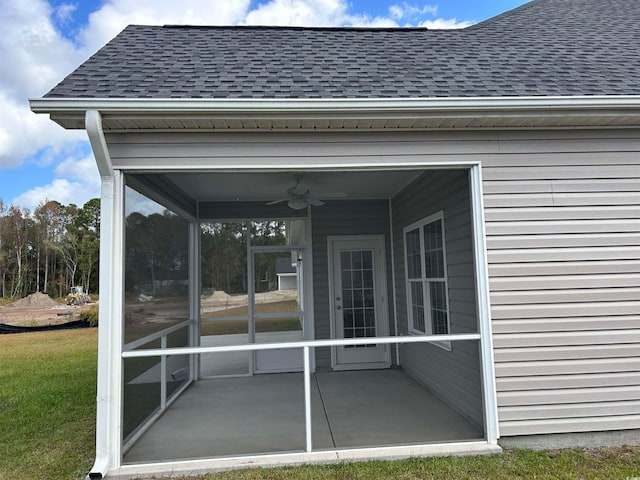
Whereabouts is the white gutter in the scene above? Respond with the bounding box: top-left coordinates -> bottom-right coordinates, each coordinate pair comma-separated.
85,110 -> 114,480
86,111 -> 113,176
30,95 -> 640,115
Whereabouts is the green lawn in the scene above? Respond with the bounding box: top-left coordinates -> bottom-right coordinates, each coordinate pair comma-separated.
1,329 -> 639,480
169,448 -> 640,479
0,329 -> 97,480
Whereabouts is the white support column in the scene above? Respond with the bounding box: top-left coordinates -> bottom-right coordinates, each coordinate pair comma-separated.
189,221 -> 201,381
90,175 -> 115,477
303,346 -> 312,452
86,110 -> 126,478
247,226 -> 255,375
90,169 -> 125,477
160,336 -> 168,409
388,198 -> 401,367
304,209 -> 316,371
109,170 -> 126,467
469,165 -> 499,444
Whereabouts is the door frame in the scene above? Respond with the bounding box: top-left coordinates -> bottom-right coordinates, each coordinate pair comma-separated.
327,234 -> 392,370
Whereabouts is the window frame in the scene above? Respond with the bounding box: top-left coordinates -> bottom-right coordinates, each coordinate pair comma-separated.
403,210 -> 451,350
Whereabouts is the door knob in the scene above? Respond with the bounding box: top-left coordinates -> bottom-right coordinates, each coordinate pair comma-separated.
336,305 -> 342,310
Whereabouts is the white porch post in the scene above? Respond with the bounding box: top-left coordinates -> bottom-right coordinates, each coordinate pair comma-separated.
87,111 -> 125,477
189,221 -> 201,381
469,164 -> 500,444
88,171 -> 125,476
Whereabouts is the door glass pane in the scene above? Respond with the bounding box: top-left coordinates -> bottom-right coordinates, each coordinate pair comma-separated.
200,222 -> 250,377
340,249 -> 376,347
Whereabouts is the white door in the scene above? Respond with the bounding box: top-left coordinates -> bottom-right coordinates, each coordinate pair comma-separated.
329,236 -> 391,370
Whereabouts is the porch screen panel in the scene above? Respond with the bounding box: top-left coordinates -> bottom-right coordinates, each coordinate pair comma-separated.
123,186 -> 190,342
200,222 -> 250,377
123,185 -> 190,443
166,327 -> 190,397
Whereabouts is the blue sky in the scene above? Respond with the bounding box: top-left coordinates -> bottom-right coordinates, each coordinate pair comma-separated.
0,0 -> 529,211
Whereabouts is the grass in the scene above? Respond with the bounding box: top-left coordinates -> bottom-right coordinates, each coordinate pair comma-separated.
159,448 -> 640,479
0,329 -> 97,480
201,299 -> 301,335
200,317 -> 300,335
1,329 -> 639,480
0,298 -> 14,307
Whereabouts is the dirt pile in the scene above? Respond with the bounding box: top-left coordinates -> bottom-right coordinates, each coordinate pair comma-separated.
9,292 -> 58,308
201,289 -> 297,307
202,290 -> 233,305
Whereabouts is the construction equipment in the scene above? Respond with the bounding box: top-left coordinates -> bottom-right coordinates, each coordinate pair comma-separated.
66,286 -> 91,306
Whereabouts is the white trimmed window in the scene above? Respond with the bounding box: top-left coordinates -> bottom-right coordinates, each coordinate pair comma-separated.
404,211 -> 451,339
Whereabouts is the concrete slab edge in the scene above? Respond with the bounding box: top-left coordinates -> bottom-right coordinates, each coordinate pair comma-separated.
108,441 -> 502,479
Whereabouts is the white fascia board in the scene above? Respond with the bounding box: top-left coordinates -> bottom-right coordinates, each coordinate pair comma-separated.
29,95 -> 640,116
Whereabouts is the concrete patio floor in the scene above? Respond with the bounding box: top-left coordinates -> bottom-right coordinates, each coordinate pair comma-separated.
124,368 -> 483,464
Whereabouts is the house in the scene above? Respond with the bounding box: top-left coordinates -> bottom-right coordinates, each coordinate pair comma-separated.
30,0 -> 640,478
275,257 -> 298,291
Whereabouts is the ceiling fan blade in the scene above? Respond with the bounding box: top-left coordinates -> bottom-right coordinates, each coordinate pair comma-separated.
266,198 -> 287,205
307,196 -> 325,207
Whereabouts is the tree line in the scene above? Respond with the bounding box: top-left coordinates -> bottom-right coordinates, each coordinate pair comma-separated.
0,198 -> 100,299
201,221 -> 288,295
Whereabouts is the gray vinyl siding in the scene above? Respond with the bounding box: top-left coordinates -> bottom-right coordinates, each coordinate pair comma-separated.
483,134 -> 640,437
391,170 -> 483,428
310,200 -> 393,368
106,128 -> 640,437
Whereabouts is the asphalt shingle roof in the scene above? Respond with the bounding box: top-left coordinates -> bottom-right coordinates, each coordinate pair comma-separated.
44,0 -> 640,99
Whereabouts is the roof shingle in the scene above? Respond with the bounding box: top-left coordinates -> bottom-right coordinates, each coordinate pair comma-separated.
44,0 -> 640,99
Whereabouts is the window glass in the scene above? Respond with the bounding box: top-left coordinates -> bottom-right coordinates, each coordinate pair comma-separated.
405,228 -> 421,279
404,213 -> 450,337
410,281 -> 425,333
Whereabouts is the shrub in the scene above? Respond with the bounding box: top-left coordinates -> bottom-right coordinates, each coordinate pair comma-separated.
81,305 -> 99,327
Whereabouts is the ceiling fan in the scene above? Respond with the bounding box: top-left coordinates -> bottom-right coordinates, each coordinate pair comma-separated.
266,174 -> 344,210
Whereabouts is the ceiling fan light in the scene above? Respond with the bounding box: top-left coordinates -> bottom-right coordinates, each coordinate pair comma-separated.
288,199 -> 308,210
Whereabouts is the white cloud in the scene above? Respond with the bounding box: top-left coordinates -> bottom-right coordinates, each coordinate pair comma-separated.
345,15 -> 399,27
244,0 -> 347,26
0,0 -> 88,172
389,2 -> 437,20
420,17 -> 472,29
0,92 -> 86,169
77,0 -> 251,53
0,0 -> 82,101
55,3 -> 76,23
54,152 -> 100,184
13,154 -> 100,210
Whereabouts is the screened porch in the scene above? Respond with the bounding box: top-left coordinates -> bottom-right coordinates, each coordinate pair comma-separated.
114,166 -> 497,473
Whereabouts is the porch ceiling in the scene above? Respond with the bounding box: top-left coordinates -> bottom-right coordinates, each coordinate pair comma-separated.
157,169 -> 426,203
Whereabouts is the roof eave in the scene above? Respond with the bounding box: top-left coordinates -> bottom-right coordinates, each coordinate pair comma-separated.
29,95 -> 640,130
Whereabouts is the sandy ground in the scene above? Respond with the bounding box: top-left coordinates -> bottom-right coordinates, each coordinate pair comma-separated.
0,303 -> 93,327
0,289 -> 296,328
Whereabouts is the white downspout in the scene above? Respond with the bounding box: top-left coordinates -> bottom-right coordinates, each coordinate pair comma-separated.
86,110 -> 115,479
